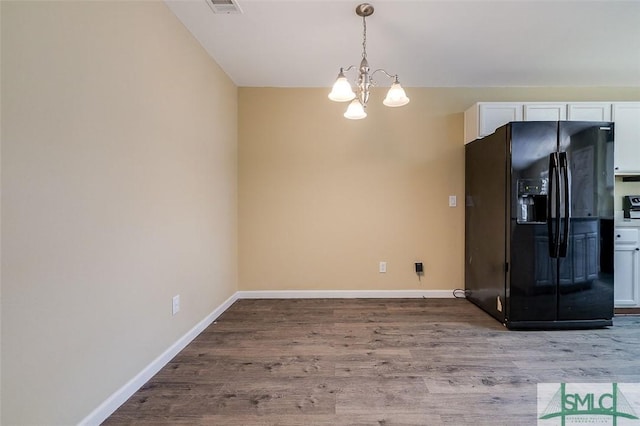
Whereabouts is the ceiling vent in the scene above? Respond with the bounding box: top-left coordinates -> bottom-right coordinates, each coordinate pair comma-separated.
207,0 -> 243,15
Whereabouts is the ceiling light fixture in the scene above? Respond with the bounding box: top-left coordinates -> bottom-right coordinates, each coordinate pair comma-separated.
328,3 -> 410,120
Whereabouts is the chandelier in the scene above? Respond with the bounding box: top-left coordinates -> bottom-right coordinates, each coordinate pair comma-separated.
328,3 -> 410,120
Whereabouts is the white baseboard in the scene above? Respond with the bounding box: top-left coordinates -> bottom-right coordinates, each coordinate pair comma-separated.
236,289 -> 456,299
79,292 -> 239,426
80,288 -> 456,424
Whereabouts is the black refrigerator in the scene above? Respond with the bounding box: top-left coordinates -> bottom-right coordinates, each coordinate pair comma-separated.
465,121 -> 615,330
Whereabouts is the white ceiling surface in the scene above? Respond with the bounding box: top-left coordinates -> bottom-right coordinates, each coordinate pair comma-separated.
165,0 -> 640,88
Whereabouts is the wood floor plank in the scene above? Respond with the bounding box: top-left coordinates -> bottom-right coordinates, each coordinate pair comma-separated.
334,377 -> 432,415
104,299 -> 640,425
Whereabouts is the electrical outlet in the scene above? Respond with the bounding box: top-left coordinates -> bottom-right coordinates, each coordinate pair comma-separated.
172,294 -> 180,315
415,262 -> 424,274
379,261 -> 387,273
449,195 -> 457,207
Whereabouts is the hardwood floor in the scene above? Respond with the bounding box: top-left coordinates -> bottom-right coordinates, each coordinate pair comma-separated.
616,307 -> 640,315
104,299 -> 640,425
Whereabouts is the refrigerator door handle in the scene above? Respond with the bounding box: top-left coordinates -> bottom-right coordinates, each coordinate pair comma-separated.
547,153 -> 560,258
559,152 -> 570,257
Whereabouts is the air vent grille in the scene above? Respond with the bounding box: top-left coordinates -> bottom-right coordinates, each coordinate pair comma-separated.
207,0 -> 243,14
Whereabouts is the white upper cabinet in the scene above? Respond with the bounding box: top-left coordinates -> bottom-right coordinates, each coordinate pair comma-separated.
479,104 -> 523,137
568,103 -> 612,121
523,103 -> 567,121
464,102 -> 640,174
612,103 -> 640,175
464,103 -> 522,144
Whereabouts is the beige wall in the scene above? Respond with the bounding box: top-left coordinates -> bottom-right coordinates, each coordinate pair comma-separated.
238,87 -> 640,292
1,1 -> 237,424
2,0 -> 640,422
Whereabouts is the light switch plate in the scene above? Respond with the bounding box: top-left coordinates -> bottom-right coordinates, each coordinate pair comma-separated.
172,295 -> 180,315
449,195 -> 457,207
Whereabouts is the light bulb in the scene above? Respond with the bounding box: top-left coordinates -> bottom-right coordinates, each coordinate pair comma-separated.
383,82 -> 410,107
328,71 -> 356,102
344,99 -> 367,120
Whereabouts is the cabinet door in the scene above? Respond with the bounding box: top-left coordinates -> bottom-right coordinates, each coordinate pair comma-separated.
568,103 -> 612,121
614,245 -> 640,307
535,236 -> 553,286
478,103 -> 523,138
465,103 -> 523,143
524,104 -> 567,121
586,232 -> 599,281
612,103 -> 640,174
572,234 -> 586,283
570,233 -> 599,284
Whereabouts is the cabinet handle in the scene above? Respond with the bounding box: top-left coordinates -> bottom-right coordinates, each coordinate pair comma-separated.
617,235 -> 621,238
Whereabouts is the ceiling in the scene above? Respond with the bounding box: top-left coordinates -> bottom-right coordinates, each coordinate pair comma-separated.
164,0 -> 640,88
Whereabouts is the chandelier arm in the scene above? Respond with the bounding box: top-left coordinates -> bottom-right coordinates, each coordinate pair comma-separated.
338,65 -> 365,88
366,75 -> 378,88
371,69 -> 397,80
339,65 -> 357,74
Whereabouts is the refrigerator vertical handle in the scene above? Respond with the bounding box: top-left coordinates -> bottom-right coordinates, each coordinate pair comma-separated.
559,152 -> 570,257
547,153 -> 560,258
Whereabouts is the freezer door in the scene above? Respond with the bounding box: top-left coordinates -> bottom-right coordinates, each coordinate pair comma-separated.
556,122 -> 614,321
508,121 -> 559,322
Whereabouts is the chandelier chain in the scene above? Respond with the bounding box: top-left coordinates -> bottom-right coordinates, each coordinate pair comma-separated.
361,16 -> 367,59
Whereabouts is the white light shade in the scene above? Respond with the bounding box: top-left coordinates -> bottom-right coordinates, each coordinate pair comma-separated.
383,82 -> 410,107
344,99 -> 367,120
328,75 -> 356,102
